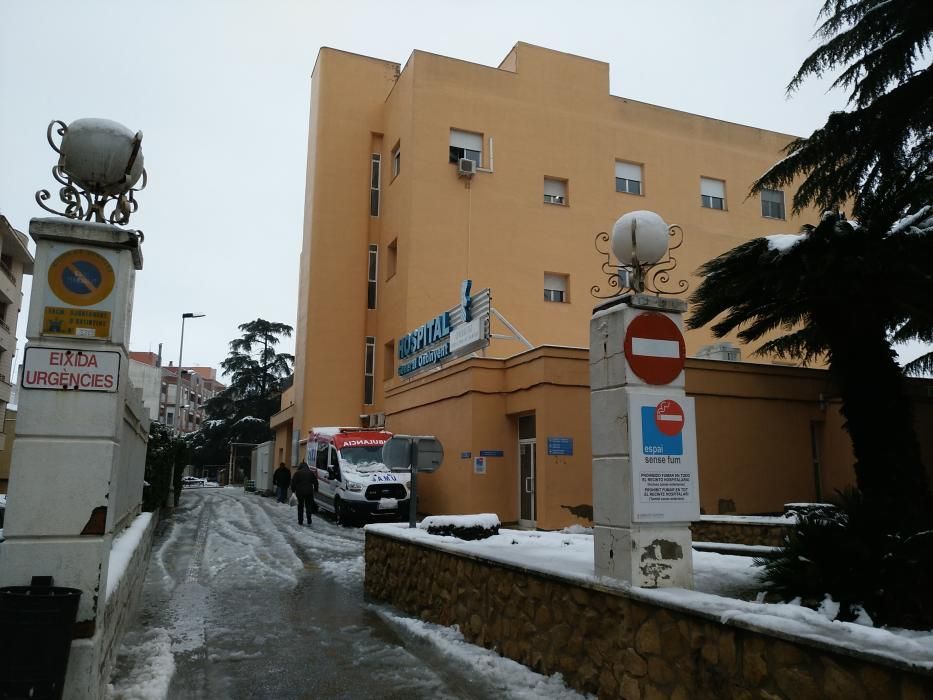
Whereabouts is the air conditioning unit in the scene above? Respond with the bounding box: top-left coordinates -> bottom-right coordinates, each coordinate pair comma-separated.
457,157 -> 476,177
696,342 -> 742,362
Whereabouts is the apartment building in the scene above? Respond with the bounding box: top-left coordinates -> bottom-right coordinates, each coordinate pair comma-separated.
0,216 -> 34,492
278,43 -> 933,527
130,352 -> 225,433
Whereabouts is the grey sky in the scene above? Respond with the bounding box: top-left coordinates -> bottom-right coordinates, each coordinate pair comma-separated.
2,0 -> 900,377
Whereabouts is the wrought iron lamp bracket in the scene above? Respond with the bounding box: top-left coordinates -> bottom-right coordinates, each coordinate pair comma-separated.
35,120 -> 147,226
590,224 -> 689,299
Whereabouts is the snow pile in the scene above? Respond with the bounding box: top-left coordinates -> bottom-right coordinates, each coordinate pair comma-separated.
420,513 -> 501,541
106,512 -> 154,600
888,205 -> 932,236
765,233 -> 807,253
106,627 -> 174,700
370,524 -> 933,671
420,514 -> 501,530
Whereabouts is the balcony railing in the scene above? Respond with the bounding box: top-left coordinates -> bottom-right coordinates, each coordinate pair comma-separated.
0,319 -> 10,332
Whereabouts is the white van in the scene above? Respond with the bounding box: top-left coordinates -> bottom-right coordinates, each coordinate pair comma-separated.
307,427 -> 411,525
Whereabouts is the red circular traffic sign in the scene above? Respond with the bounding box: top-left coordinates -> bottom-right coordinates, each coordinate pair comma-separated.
654,399 -> 685,436
624,312 -> 686,385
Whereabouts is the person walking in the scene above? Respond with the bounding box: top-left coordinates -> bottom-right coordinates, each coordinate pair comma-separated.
291,461 -> 318,526
272,462 -> 292,503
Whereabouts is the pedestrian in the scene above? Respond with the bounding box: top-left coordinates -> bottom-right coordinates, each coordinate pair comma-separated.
291,461 -> 318,526
272,462 -> 292,503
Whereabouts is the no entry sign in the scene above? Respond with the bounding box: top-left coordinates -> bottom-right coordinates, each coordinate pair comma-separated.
624,312 -> 686,385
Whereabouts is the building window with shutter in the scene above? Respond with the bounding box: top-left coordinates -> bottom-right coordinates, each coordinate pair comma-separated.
615,161 -> 643,195
700,177 -> 726,210
391,143 -> 401,178
367,245 -> 378,309
544,178 -> 568,205
370,154 -> 381,216
761,188 -> 785,219
544,273 -> 569,303
449,129 -> 483,167
364,336 -> 375,405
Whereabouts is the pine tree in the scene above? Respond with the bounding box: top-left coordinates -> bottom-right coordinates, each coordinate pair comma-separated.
752,0 -> 933,228
189,319 -> 294,471
690,0 -> 933,523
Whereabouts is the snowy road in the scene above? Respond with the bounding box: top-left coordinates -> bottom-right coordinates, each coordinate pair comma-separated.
108,488 -> 589,700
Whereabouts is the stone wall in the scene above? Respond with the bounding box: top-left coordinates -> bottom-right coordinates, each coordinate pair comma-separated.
690,519 -> 791,547
365,531 -> 933,699
65,511 -> 159,699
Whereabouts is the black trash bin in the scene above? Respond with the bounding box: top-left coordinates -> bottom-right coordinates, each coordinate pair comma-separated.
0,577 -> 82,700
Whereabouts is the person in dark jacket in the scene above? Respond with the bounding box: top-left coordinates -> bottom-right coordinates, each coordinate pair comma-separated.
291,461 -> 318,526
272,462 -> 291,503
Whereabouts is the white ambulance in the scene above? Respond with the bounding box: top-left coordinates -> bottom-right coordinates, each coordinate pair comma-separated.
307,427 -> 411,525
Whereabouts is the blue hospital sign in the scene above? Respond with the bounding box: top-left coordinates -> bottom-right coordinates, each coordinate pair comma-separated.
628,392 -> 700,523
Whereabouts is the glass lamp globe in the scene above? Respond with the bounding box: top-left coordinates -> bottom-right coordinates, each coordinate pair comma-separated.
59,118 -> 144,197
611,210 -> 670,266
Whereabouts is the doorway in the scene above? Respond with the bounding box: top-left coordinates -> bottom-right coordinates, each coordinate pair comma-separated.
518,414 -> 536,528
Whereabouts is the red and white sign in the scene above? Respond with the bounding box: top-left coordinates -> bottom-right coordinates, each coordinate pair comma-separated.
22,347 -> 120,392
655,399 -> 685,436
624,312 -> 686,385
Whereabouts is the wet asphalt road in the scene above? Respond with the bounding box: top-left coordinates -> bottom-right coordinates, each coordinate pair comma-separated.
108,487 -> 571,700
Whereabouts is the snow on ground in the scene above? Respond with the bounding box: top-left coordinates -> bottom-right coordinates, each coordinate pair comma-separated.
369,523 -> 933,671
110,488 -> 590,700
106,628 -> 174,700
380,611 -> 594,700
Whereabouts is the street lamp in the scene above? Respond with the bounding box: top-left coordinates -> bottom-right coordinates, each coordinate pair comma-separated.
175,312 -> 205,435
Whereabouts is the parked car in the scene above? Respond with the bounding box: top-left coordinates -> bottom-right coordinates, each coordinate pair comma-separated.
182,476 -> 207,488
308,427 -> 410,525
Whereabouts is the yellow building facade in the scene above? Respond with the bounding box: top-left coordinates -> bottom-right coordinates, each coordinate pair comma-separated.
279,42 -> 933,529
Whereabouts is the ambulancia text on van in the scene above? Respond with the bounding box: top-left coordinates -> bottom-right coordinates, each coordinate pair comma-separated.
307,427 -> 410,525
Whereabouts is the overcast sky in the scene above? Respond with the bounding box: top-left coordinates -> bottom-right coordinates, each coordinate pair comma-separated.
3,0 -> 911,378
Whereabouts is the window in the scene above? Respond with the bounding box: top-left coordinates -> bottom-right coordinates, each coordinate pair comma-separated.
544,178 -> 567,205
367,245 -> 378,309
386,238 -> 398,280
364,336 -> 375,405
370,154 -> 381,216
391,143 -> 400,178
615,161 -> 642,195
761,188 -> 785,219
166,411 -> 174,426
449,129 -> 482,167
384,340 -> 395,380
544,273 -> 568,303
701,177 -> 726,210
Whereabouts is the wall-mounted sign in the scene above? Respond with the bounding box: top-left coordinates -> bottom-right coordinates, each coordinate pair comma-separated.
473,456 -> 486,474
397,282 -> 491,378
47,248 -> 116,307
42,306 -> 112,339
627,391 -> 699,522
22,346 -> 120,392
479,450 -> 503,458
547,437 -> 573,456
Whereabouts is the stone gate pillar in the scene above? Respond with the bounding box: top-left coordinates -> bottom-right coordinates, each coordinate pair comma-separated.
0,118 -> 148,698
590,293 -> 699,588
